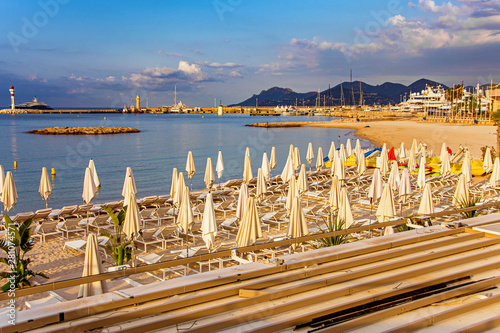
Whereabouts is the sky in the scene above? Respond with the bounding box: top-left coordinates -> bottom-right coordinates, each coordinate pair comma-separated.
0,0 -> 499,108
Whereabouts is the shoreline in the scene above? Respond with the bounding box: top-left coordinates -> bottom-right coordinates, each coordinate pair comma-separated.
249,118 -> 496,157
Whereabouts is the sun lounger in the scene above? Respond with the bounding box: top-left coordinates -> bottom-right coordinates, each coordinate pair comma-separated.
51,205 -> 78,221
261,211 -> 288,230
155,225 -> 183,248
11,212 -> 35,224
137,251 -> 187,280
139,208 -> 157,227
32,208 -> 52,222
152,206 -> 175,225
87,215 -> 112,233
57,217 -> 85,239
139,196 -> 158,208
63,237 -> 108,258
136,228 -> 163,252
214,200 -> 236,218
33,221 -> 63,242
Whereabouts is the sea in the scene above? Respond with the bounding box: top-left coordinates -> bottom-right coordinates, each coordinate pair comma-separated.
0,113 -> 372,214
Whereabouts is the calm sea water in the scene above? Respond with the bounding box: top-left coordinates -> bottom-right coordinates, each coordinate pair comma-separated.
0,113 -> 372,213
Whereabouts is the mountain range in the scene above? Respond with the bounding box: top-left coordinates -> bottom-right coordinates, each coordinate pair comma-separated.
230,78 -> 449,107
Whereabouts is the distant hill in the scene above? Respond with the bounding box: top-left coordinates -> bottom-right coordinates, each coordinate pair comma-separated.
230,79 -> 449,107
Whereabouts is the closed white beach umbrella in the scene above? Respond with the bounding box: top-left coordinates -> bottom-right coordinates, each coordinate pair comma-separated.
216,150 -> 224,181
357,150 -> 367,175
78,233 -> 107,298
288,144 -> 294,159
270,147 -> 277,170
88,159 -> 100,189
297,164 -> 309,195
417,156 -> 426,189
483,147 -> 493,174
368,168 -> 383,204
339,144 -> 347,165
398,168 -> 413,203
399,142 -> 406,160
293,147 -> 301,171
453,174 -> 470,207
328,141 -> 336,162
316,147 -> 324,171
462,151 -> 472,183
82,167 -> 97,205
243,147 -> 253,184
123,178 -> 140,239
418,183 -> 435,215
170,168 -> 178,200
306,142 -> 314,165
441,151 -> 451,176
201,191 -> 217,250
236,182 -> 250,221
338,187 -> 354,228
186,151 -> 196,190
235,197 -> 262,248
379,144 -> 389,176
121,167 -> 137,198
39,167 -> 52,208
173,172 -> 185,209
354,139 -> 362,158
489,157 -> 500,187
177,185 -> 194,234
346,139 -> 352,157
439,142 -> 448,163
204,157 -> 215,190
411,139 -> 418,156
387,160 -> 400,191
281,155 -> 294,184
261,152 -> 270,181
408,149 -> 416,173
285,176 -> 298,214
329,175 -> 341,213
1,171 -> 17,212
333,150 -> 345,181
287,196 -> 308,249
376,183 -> 396,223
256,168 -> 267,202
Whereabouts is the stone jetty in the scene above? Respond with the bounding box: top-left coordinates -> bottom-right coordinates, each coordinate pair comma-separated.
27,126 -> 140,135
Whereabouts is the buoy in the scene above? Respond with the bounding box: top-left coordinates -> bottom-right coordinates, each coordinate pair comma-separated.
104,117 -> 106,120
202,115 -> 204,118
51,168 -> 56,176
14,161 -> 17,169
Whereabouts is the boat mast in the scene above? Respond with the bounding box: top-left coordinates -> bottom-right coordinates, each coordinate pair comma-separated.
340,80 -> 345,107
350,69 -> 355,106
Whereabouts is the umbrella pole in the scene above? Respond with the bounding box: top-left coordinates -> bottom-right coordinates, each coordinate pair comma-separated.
190,178 -> 193,191
131,238 -> 136,268
45,199 -> 48,209
369,198 -> 373,238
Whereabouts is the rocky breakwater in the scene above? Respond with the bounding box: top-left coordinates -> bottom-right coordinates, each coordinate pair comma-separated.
27,126 -> 140,135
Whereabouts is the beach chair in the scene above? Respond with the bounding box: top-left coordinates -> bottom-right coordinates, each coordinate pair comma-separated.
87,215 -> 112,233
139,208 -> 157,227
33,221 -> 63,242
139,196 -> 158,208
155,225 -> 183,248
152,206 -> 175,225
199,242 -> 237,272
32,208 -> 52,223
136,228 -> 163,252
214,200 -> 236,218
73,203 -> 94,217
63,237 -> 108,258
262,211 -> 288,230
57,217 -> 85,239
137,251 -> 187,280
11,212 -> 35,224
51,205 -> 78,221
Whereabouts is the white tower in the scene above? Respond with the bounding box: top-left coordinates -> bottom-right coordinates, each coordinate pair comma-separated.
10,86 -> 15,109
136,95 -> 140,110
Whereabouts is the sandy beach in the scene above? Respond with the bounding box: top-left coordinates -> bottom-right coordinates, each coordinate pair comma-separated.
305,119 -> 497,157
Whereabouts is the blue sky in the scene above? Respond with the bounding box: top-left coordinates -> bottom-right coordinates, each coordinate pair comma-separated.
1,0 -> 499,108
